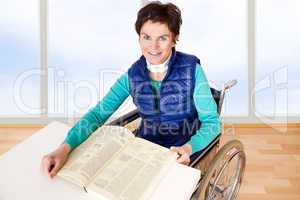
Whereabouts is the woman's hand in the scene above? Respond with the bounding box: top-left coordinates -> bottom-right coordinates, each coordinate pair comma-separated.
41,143 -> 71,179
170,144 -> 192,165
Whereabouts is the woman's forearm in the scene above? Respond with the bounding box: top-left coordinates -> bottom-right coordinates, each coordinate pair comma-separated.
64,73 -> 130,150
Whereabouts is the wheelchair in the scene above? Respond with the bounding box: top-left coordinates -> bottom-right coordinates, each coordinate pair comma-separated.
108,80 -> 246,200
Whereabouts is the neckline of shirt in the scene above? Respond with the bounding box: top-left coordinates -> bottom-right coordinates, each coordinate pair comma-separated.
146,53 -> 172,73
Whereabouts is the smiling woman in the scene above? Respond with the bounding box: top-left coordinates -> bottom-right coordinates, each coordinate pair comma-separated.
139,21 -> 175,66
41,1 -> 221,177
136,2 -> 180,66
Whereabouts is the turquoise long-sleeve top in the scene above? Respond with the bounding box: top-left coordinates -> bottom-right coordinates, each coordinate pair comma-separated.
64,63 -> 221,154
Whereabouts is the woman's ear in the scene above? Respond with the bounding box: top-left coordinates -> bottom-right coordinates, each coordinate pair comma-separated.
173,34 -> 179,46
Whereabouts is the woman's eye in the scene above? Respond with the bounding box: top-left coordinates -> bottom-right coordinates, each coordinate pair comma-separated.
143,35 -> 150,40
159,37 -> 167,41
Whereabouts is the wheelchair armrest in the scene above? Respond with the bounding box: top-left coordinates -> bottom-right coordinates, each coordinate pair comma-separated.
108,109 -> 140,126
189,134 -> 221,167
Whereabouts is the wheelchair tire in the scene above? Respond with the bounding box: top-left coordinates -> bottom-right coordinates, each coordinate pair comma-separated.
196,140 -> 246,200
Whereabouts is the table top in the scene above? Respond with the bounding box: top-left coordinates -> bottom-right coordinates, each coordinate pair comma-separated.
0,121 -> 200,200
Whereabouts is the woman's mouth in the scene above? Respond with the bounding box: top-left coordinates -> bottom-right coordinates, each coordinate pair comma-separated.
148,52 -> 162,56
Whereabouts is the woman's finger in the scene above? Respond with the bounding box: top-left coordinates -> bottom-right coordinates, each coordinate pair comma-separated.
42,156 -> 52,175
49,160 -> 61,178
170,146 -> 177,152
170,146 -> 184,154
170,146 -> 191,165
177,153 -> 190,165
170,146 -> 180,157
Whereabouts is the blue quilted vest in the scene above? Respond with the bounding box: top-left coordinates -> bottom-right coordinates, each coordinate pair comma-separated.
128,50 -> 201,148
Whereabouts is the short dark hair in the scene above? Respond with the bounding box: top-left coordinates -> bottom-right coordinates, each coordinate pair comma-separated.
135,1 -> 182,43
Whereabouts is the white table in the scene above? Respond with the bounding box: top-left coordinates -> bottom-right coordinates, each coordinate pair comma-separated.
0,122 -> 200,200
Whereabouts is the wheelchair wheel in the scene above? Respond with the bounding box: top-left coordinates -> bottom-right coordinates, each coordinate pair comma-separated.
196,140 -> 246,200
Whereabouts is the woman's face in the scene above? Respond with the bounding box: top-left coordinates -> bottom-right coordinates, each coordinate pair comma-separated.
139,20 -> 176,65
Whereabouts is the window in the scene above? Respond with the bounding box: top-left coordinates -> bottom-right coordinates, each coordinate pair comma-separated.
0,0 -> 40,117
256,0 -> 300,117
48,0 -> 140,118
0,0 -> 298,123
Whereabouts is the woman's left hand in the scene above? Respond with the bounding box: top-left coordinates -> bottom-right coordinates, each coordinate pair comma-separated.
170,144 -> 192,165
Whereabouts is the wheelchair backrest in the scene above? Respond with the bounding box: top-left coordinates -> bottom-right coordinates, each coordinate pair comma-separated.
210,87 -> 222,115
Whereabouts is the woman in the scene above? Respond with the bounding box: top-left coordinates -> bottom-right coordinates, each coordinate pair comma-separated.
41,1 -> 220,178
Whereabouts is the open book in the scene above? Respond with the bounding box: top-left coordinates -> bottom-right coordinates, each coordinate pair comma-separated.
57,125 -> 200,200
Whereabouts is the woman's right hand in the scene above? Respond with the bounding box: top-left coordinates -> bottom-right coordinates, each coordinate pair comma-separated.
41,143 -> 71,179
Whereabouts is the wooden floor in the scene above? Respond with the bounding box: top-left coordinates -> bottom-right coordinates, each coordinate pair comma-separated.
0,124 -> 299,199
221,125 -> 300,200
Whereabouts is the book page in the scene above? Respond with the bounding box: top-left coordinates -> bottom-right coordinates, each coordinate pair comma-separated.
87,137 -> 177,200
57,126 -> 135,187
151,163 -> 201,200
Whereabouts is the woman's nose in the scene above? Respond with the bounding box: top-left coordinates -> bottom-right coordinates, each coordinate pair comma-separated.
150,40 -> 159,49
